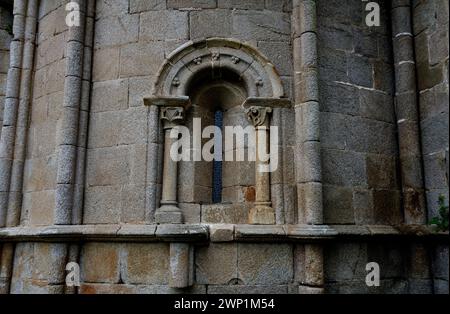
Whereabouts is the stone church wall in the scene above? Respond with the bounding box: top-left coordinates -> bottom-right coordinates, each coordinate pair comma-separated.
0,0 -> 448,294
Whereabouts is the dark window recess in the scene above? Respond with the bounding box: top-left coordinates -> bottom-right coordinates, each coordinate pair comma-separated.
212,109 -> 223,204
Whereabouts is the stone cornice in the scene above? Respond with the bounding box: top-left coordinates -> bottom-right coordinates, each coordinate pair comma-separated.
0,224 -> 447,243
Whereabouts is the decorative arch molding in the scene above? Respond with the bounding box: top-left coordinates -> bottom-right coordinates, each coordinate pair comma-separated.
152,38 -> 285,98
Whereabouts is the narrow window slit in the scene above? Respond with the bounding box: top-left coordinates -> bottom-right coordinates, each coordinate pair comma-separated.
212,109 -> 223,204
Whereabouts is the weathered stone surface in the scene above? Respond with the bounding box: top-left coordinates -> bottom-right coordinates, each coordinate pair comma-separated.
91,79 -> 128,113
324,243 -> 368,282
169,243 -> 193,288
319,82 -> 358,116
26,190 -> 55,226
323,185 -> 354,224
321,148 -> 367,187
168,0 -> 217,9
265,0 -> 292,12
433,245 -> 449,280
128,76 -> 155,108
121,184 -> 146,223
196,243 -> 237,285
80,283 -> 206,294
209,224 -> 234,242
298,285 -> 324,294
32,243 -> 67,284
140,11 -> 189,41
81,243 -> 120,283
372,190 -> 402,225
119,41 -> 165,78
94,15 -> 139,48
125,243 -> 169,285
238,244 -> 293,285
366,154 -> 398,189
130,0 -> 166,13
258,41 -> 293,76
92,47 -> 120,82
202,204 -> 250,224
86,146 -> 131,186
190,10 -> 232,39
208,285 -> 288,294
83,186 -> 121,224
218,0 -> 264,10
232,10 -> 290,41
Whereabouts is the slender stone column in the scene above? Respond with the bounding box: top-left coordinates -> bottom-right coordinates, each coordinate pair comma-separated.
245,106 -> 275,225
0,0 -> 27,228
73,0 -> 95,225
54,0 -> 87,225
66,0 -> 96,295
158,107 -> 184,223
391,0 -> 426,224
6,0 -> 38,227
292,0 -> 323,225
0,0 -> 38,294
243,98 -> 291,225
145,96 -> 190,224
292,0 -> 325,295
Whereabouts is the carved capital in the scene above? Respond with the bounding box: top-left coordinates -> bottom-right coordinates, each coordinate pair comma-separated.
245,106 -> 273,127
144,96 -> 190,129
160,106 -> 184,128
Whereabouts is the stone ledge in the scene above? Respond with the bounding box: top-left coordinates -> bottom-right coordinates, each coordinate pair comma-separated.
0,224 -> 208,243
233,224 -> 337,242
0,224 -> 447,243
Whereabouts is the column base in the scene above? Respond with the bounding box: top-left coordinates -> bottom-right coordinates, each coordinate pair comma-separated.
249,203 -> 275,225
155,204 -> 183,224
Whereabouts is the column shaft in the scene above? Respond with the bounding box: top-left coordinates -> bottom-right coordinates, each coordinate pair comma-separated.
0,0 -> 27,228
255,124 -> 271,205
391,0 -> 427,224
154,105 -> 186,224
245,106 -> 275,225
292,0 -> 325,295
161,128 -> 178,204
292,0 -> 323,225
54,0 -> 87,225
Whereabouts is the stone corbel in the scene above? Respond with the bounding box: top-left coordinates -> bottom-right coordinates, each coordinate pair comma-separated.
144,96 -> 191,224
169,243 -> 194,288
243,98 -> 291,225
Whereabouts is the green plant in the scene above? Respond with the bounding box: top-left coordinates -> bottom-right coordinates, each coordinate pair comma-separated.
429,195 -> 449,232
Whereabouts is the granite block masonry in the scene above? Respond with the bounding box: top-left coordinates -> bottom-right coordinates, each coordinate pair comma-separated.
0,0 -> 448,294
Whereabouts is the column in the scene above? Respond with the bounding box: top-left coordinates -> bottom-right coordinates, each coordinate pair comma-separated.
292,0 -> 323,225
391,0 -> 426,224
145,96 -> 190,224
243,98 -> 291,225
245,106 -> 275,225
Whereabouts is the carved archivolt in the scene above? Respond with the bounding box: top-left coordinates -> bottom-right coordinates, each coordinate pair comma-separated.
152,38 -> 285,98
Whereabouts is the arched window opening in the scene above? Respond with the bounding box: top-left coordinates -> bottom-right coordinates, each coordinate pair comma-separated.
181,68 -> 250,205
